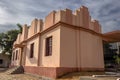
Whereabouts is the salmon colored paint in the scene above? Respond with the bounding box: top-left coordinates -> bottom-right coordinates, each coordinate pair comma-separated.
11,6 -> 120,78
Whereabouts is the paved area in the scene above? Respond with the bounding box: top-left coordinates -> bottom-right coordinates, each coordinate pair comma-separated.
0,72 -> 41,80
0,72 -> 119,80
0,69 -> 119,80
79,76 -> 120,80
96,77 -> 120,80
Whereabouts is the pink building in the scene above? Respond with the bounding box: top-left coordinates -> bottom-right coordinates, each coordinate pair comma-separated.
11,6 -> 120,78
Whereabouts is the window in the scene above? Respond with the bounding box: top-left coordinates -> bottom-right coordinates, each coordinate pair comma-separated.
15,50 -> 18,60
30,43 -> 34,58
0,59 -> 3,64
45,36 -> 52,56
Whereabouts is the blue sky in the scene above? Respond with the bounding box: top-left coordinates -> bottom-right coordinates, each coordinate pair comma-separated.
0,0 -> 119,33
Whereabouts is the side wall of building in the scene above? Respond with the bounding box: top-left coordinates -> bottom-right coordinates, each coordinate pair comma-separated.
25,37 -> 39,66
11,6 -> 105,78
0,55 -> 10,67
60,26 -> 104,70
40,26 -> 60,67
80,31 -> 104,70
60,26 -> 77,67
11,48 -> 21,66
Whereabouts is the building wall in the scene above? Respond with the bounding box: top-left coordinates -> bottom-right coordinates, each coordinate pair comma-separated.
60,26 -> 104,69
11,6 -> 106,78
11,48 -> 21,66
40,26 -> 60,67
0,54 -> 10,67
24,18 -> 43,66
60,26 -> 77,67
25,37 -> 39,66
80,31 -> 104,69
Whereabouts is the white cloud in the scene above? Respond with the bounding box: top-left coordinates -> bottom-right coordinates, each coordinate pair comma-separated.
81,0 -> 120,33
0,0 -> 119,33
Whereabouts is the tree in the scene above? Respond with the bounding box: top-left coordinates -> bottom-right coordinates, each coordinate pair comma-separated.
114,55 -> 120,65
0,30 -> 19,58
0,23 -> 22,59
17,23 -> 22,33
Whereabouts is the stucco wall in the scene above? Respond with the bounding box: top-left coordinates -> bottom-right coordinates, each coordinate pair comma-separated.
16,34 -> 21,44
0,55 -> 10,67
79,31 -> 104,68
60,26 -> 77,67
25,37 -> 39,66
11,48 -> 21,66
60,26 -> 104,69
20,25 -> 28,42
40,26 -> 60,67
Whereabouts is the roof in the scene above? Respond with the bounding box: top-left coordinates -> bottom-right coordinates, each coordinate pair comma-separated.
103,30 -> 120,42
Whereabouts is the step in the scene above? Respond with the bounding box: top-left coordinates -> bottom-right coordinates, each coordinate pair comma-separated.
5,66 -> 24,74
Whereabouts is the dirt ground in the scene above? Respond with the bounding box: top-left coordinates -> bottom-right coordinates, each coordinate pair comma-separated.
0,73 -> 41,80
0,71 -> 119,80
57,72 -> 119,80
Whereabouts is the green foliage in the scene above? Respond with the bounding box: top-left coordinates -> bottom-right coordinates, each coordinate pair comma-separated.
0,30 -> 19,56
17,23 -> 22,33
114,55 -> 120,64
0,23 -> 22,59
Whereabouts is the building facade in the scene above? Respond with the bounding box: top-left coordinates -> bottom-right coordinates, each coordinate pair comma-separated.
11,6 -> 120,78
0,54 -> 10,68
